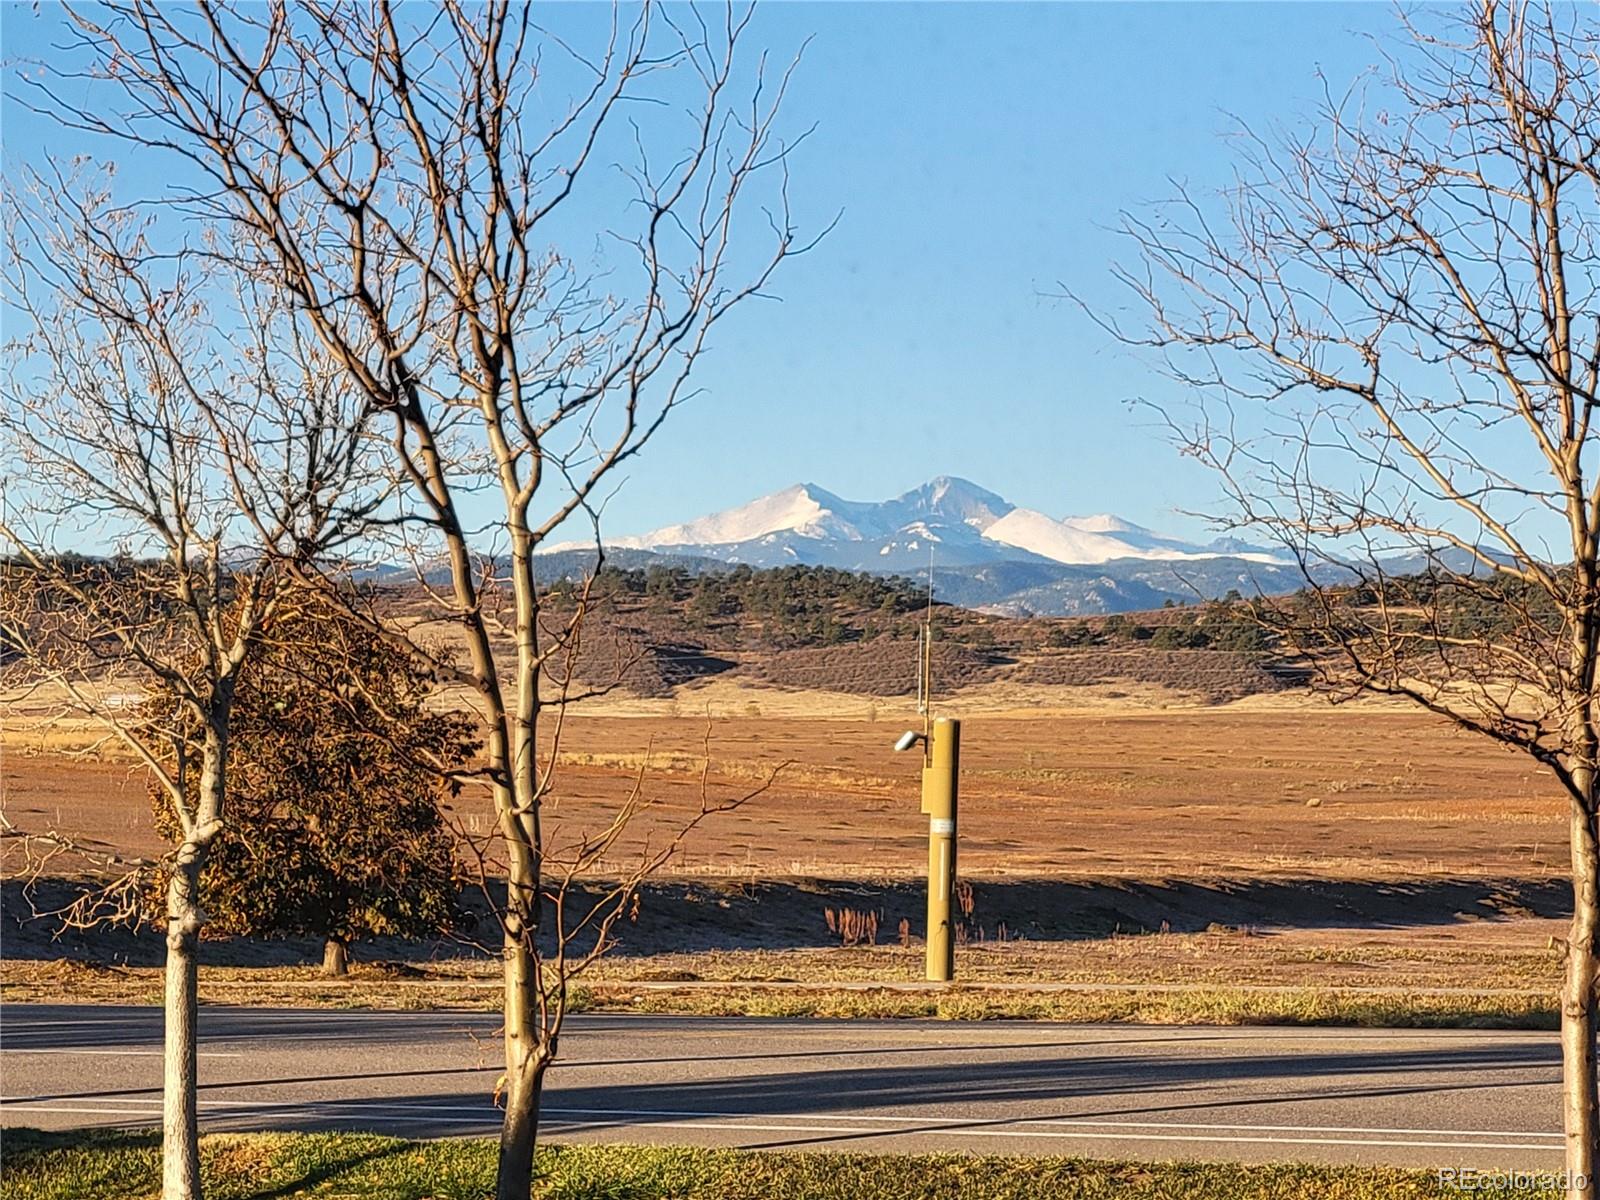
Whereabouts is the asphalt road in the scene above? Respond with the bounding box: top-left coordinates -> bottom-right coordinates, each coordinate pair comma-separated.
0,1004 -> 1567,1169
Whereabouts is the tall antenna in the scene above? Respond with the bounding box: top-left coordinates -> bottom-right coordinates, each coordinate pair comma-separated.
916,544 -> 934,733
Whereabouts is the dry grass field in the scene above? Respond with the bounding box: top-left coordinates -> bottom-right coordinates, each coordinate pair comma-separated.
0,691 -> 1563,882
1,653 -> 1572,1019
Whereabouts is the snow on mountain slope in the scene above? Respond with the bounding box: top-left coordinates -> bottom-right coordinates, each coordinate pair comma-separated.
551,477 -> 1287,569
1061,513 -> 1142,535
986,507 -> 1286,565
985,508 -> 1167,564
599,483 -> 861,550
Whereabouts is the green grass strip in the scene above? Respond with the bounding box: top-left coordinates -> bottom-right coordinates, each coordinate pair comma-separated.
0,1129 -> 1559,1199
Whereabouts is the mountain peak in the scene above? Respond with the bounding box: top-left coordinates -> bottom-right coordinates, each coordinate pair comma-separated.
890,476 -> 1013,531
548,477 -> 1286,573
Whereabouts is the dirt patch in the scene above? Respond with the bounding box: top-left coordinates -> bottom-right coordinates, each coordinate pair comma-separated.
1011,649 -> 1289,704
573,632 -> 737,698
741,642 -> 1010,695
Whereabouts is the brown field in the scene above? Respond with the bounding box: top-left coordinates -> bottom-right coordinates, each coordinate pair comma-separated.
2,693 -> 1563,882
1,681 -> 1574,1017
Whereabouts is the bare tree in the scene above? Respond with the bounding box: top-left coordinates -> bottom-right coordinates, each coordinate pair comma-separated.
18,3 -> 815,1194
0,168 -> 370,1199
1096,1 -> 1600,1190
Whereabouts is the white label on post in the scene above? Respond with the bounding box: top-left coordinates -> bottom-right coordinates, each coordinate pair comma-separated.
929,818 -> 954,835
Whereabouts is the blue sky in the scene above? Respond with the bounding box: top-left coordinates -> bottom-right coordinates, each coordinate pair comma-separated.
2,2 -> 1400,544
583,1 -> 1398,539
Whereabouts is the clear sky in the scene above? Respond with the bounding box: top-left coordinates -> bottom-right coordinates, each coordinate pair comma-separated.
2,2 -> 1401,544
614,2 -> 1399,540
589,0 -> 1399,540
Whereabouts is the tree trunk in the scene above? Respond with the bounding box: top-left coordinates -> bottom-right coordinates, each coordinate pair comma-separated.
495,934 -> 545,1200
163,862 -> 203,1200
1565,791 -> 1600,1199
322,938 -> 349,977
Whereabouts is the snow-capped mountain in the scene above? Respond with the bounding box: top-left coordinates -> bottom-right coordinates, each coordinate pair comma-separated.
556,476 -> 1286,574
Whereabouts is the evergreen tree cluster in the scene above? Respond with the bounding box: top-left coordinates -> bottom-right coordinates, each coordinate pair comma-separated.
141,592 -> 478,970
547,562 -> 928,643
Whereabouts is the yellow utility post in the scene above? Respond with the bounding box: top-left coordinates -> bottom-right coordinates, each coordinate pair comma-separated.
919,717 -> 960,982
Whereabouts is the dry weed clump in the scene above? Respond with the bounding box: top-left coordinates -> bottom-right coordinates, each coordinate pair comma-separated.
824,907 -> 880,946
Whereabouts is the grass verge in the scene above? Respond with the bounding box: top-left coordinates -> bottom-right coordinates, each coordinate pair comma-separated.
0,959 -> 1557,1028
0,1129 -> 1548,1200
578,982 -> 1557,1028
